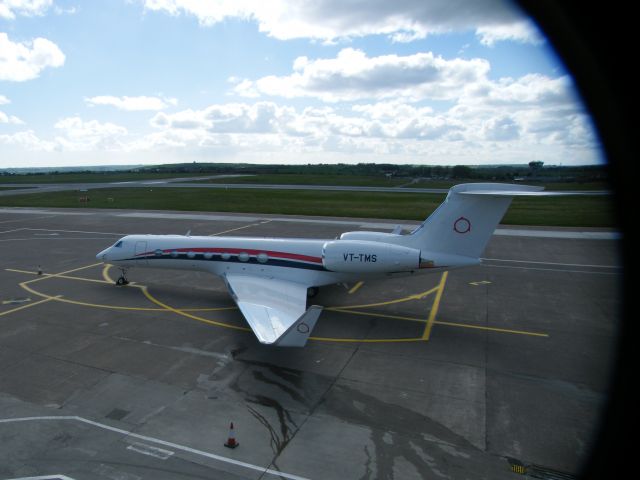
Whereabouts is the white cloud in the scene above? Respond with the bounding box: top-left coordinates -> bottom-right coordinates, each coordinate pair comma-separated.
147,90 -> 590,153
234,48 -> 490,102
0,95 -> 23,125
53,4 -> 76,16
460,74 -> 576,108
476,20 -> 542,46
54,117 -> 128,151
142,0 -> 539,45
0,110 -> 24,124
150,102 -> 297,134
2,73 -> 599,165
85,95 -> 178,111
0,0 -> 52,19
0,129 -> 57,151
483,115 -> 520,141
0,32 -> 65,81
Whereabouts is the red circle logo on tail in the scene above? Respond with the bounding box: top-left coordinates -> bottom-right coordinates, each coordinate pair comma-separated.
454,217 -> 471,234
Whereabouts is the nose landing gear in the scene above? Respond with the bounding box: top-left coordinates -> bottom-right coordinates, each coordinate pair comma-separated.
116,268 -> 129,286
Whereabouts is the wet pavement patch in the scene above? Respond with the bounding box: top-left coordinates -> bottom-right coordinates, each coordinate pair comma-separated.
105,407 -> 130,421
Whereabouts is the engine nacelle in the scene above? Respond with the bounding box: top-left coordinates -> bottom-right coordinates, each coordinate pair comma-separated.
339,231 -> 404,243
322,240 -> 420,273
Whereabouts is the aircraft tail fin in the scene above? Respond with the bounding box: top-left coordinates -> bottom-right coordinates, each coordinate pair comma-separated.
401,183 -> 544,259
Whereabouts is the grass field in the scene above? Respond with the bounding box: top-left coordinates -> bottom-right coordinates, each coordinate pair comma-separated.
0,187 -> 616,227
409,179 -> 610,191
186,174 -> 610,191
1,172 -> 610,192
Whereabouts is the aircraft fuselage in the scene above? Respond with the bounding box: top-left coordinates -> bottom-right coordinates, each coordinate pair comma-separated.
95,234 -> 458,287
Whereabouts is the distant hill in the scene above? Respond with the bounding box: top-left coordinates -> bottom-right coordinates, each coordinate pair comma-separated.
1,162 -> 607,184
1,165 -> 144,174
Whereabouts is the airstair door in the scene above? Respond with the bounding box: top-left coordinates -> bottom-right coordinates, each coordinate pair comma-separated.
134,241 -> 148,265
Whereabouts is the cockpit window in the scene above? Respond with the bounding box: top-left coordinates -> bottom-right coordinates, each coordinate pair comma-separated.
114,241 -> 123,248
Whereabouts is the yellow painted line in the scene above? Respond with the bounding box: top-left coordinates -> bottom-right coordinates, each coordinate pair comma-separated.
49,275 -> 110,285
6,268 -> 44,275
327,307 -> 425,323
180,306 -> 238,312
19,282 -> 161,311
142,281 -> 435,342
348,281 -> 364,294
9,262 -> 547,343
0,295 -> 61,317
7,268 -> 113,285
11,266 -> 234,312
41,274 -> 109,284
328,306 -> 548,337
433,320 -> 549,337
140,286 -> 251,332
309,336 -> 425,343
19,280 -> 238,313
334,285 -> 440,310
102,264 -> 113,283
21,262 -> 103,285
101,263 -> 138,286
422,271 -> 449,341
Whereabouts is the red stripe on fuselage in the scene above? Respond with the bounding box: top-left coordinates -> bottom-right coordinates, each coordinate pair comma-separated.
138,247 -> 323,264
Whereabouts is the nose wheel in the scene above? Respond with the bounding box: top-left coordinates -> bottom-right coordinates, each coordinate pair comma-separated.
115,268 -> 129,286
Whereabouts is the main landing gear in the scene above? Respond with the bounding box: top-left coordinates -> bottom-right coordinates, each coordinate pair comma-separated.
115,268 -> 129,286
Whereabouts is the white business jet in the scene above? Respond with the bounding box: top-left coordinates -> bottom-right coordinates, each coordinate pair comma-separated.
96,183 -> 543,347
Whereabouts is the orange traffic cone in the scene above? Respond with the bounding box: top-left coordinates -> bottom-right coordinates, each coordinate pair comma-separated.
224,422 -> 239,449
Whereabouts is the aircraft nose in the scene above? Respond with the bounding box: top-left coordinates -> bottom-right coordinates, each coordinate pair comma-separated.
96,248 -> 109,261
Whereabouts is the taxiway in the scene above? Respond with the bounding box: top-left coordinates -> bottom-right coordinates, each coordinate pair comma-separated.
0,208 -> 621,479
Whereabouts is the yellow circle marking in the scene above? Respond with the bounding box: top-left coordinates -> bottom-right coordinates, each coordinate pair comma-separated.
140,285 -> 251,332
12,263 -> 547,341
18,262 -> 542,343
98,263 -> 443,341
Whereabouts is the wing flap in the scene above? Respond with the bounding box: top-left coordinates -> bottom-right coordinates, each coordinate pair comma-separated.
224,274 -> 321,346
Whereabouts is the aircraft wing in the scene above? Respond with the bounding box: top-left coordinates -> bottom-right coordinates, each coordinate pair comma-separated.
223,274 -> 322,347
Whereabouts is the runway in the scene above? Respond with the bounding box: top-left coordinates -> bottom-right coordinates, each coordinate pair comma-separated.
0,208 -> 621,479
0,175 -> 611,198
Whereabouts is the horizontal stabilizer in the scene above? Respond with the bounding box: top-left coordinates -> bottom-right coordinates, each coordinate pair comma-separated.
451,183 -> 543,195
459,190 -> 573,197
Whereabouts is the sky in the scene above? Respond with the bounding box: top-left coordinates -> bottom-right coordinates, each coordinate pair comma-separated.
0,0 -> 604,168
